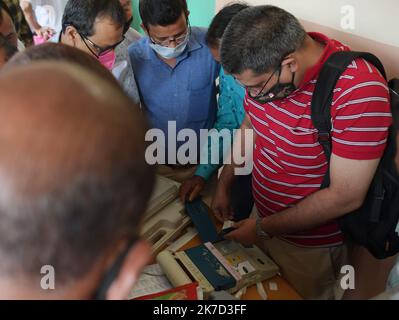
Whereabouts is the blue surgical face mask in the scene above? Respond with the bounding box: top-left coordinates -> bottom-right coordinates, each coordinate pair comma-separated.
149,33 -> 190,59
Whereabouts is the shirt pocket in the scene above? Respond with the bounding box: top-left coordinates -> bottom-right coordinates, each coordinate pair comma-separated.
187,88 -> 213,123
189,67 -> 212,91
186,67 -> 215,123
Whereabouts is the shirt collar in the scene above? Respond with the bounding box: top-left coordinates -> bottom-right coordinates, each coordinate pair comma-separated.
298,32 -> 348,88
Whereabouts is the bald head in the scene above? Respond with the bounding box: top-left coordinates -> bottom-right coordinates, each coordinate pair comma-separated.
0,62 -> 143,193
0,62 -> 154,292
5,43 -> 120,88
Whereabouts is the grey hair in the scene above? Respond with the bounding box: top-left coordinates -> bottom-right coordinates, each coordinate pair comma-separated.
0,168 -> 153,285
220,5 -> 307,75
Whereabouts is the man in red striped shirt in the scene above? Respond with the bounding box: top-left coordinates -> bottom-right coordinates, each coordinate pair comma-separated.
212,5 -> 391,299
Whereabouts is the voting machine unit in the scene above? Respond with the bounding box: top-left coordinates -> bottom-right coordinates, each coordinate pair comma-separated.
141,175 -> 191,255
157,239 -> 279,299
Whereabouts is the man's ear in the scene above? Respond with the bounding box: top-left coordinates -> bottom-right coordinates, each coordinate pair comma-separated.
281,56 -> 298,73
63,26 -> 79,47
106,240 -> 152,300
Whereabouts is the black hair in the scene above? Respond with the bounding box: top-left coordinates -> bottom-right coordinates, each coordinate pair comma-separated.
221,5 -> 307,75
0,1 -> 3,25
0,33 -> 17,61
139,0 -> 188,29
206,2 -> 249,48
62,0 -> 126,37
0,0 -> 13,26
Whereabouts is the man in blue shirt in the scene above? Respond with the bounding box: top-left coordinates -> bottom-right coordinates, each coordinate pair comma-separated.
129,0 -> 219,182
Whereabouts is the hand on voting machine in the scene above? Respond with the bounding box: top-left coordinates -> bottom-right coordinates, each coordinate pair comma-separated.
156,198 -> 279,299
141,177 -> 238,255
141,178 -> 280,300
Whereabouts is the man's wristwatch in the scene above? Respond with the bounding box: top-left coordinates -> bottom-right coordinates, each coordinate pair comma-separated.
256,216 -> 273,240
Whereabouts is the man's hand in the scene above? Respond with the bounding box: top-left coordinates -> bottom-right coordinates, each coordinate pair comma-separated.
211,184 -> 234,222
35,26 -> 55,40
224,218 -> 258,246
179,175 -> 205,203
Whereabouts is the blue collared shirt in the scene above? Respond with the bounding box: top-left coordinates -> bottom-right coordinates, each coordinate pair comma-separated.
129,27 -> 220,162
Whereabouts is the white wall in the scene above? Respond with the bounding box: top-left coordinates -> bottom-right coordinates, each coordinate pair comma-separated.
217,0 -> 399,47
216,0 -> 399,77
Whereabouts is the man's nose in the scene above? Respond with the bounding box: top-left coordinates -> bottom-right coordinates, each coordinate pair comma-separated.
168,39 -> 178,48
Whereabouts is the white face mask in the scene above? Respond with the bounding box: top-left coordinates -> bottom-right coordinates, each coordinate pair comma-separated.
149,33 -> 190,59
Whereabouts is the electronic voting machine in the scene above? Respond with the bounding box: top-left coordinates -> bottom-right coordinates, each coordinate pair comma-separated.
156,198 -> 280,299
157,240 -> 279,299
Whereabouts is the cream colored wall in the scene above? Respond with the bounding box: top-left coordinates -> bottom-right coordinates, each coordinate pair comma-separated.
216,0 -> 399,78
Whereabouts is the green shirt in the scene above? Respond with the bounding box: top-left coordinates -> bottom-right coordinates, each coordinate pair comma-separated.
195,68 -> 246,180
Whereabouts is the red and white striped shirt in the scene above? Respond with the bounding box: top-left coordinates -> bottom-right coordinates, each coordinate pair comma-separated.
245,32 -> 392,247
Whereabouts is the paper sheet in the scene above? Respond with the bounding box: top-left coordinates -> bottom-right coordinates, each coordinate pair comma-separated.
128,264 -> 173,299
257,282 -> 268,300
269,281 -> 279,291
166,227 -> 198,252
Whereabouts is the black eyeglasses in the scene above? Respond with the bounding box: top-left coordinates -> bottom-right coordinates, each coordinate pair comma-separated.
148,21 -> 191,47
247,68 -> 280,101
79,33 -> 125,58
235,67 -> 279,99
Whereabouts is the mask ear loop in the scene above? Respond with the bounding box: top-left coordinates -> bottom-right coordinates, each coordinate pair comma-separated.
263,65 -> 283,100
277,60 -> 297,86
289,65 -> 296,85
276,65 -> 283,87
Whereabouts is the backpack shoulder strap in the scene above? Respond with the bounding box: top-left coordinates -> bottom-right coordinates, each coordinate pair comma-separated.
390,79 -> 399,130
311,51 -> 387,187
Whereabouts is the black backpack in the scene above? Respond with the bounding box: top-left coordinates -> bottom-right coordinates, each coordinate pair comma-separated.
311,51 -> 399,259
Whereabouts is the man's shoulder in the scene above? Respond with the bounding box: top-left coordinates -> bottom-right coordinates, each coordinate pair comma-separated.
189,27 -> 218,67
329,55 -> 391,117
190,26 -> 208,42
335,56 -> 389,95
128,37 -> 149,61
190,27 -> 212,52
125,28 -> 142,45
